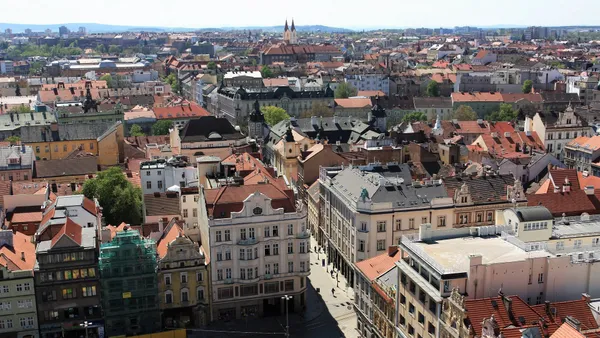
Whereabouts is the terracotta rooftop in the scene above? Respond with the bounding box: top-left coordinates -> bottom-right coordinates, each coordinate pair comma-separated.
50,218 -> 82,248
156,222 -> 183,259
153,103 -> 210,120
451,92 -> 503,102
0,231 -> 36,271
204,183 -> 295,219
551,323 -> 585,338
532,298 -> 599,331
334,98 -> 372,109
354,247 -> 400,281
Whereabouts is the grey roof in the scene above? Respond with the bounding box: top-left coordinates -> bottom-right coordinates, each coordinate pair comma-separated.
376,265 -> 398,291
329,163 -> 448,208
36,227 -> 96,253
0,145 -> 34,169
20,122 -> 117,142
512,206 -> 553,222
553,217 -> 600,238
0,112 -> 56,132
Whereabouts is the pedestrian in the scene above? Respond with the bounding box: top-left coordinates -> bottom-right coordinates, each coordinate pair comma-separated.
331,288 -> 335,297
322,258 -> 325,267
315,245 -> 317,253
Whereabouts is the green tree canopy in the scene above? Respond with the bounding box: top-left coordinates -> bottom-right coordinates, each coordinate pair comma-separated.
5,136 -> 20,144
426,81 -> 440,97
452,105 -> 478,121
82,167 -> 142,225
261,106 -> 290,126
334,82 -> 358,99
402,111 -> 428,123
522,79 -> 533,94
96,44 -> 107,54
207,61 -> 217,70
100,74 -> 113,88
487,103 -> 518,122
261,65 -> 274,78
152,120 -> 173,135
108,45 -> 122,55
129,124 -> 146,137
29,61 -> 44,76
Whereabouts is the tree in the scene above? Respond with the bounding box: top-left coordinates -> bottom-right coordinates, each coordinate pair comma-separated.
129,124 -> 146,137
402,111 -> 428,123
29,61 -> 43,76
152,120 -> 173,135
426,81 -> 440,97
334,82 -> 358,99
261,65 -> 274,78
82,167 -> 142,225
108,45 -> 122,55
96,44 -> 106,54
300,101 -> 333,118
207,61 -> 217,70
5,136 -> 20,144
487,103 -> 518,122
164,74 -> 180,94
452,105 -> 478,121
100,74 -> 113,88
10,105 -> 32,113
522,80 -> 533,94
261,106 -> 290,126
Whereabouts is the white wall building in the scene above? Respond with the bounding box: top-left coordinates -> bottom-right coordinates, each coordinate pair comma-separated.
140,157 -> 198,195
198,183 -> 309,320
345,74 -> 390,95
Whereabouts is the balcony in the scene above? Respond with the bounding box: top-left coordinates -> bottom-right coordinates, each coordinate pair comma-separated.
224,278 -> 234,284
264,274 -> 272,280
296,231 -> 310,239
357,227 -> 369,233
237,238 -> 258,246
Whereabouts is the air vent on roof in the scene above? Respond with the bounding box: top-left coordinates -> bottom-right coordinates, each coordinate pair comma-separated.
518,316 -> 526,325
491,300 -> 498,309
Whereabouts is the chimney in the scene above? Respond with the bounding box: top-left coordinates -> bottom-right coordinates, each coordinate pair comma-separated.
311,116 -> 318,126
565,316 -> 581,332
553,185 -> 560,193
563,177 -> 571,193
584,186 -> 594,195
544,300 -> 551,315
582,293 -> 591,303
158,218 -> 165,232
502,296 -> 513,316
20,251 -> 25,261
387,246 -> 398,257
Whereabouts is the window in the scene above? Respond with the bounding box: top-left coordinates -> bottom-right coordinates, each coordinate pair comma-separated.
377,221 -> 386,232
422,217 -> 428,225
487,212 -> 493,222
265,244 -> 271,256
82,286 -> 96,297
181,289 -> 189,302
274,263 -> 279,274
418,312 -> 425,324
360,222 -> 367,231
197,288 -> 205,301
359,240 -> 365,252
181,273 -> 188,284
215,231 -> 222,242
217,269 -> 223,280
395,219 -> 402,231
288,261 -> 294,273
438,216 -> 446,227
146,181 -> 152,189
408,325 -> 415,336
428,322 -> 436,335
23,283 -> 30,291
158,181 -> 163,190
247,268 -> 254,279
197,272 -> 203,282
239,248 -> 245,260
16,283 -> 23,292
183,196 -> 187,203
288,224 -> 294,235
165,291 -> 173,304
216,251 -> 223,261
409,218 -> 415,229
288,242 -> 293,254
183,209 -> 189,218
300,242 -> 306,253
240,229 -> 246,240
224,230 -> 231,241
574,239 -> 583,248
62,288 -> 76,299
593,238 -> 600,247
377,239 -> 385,251
273,225 -> 279,237
218,287 -> 234,299
273,244 -> 279,255
225,268 -> 231,279
409,302 -> 415,315
538,273 -> 544,284
249,227 -> 255,239
264,227 -> 271,238
164,274 -> 171,285
240,269 -> 246,280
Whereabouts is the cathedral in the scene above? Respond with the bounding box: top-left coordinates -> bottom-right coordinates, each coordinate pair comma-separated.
283,19 -> 297,44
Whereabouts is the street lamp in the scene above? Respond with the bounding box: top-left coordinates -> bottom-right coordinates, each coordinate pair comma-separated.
80,321 -> 91,338
281,295 -> 292,338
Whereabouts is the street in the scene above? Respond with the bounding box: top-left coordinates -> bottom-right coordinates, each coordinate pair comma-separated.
188,236 -> 358,338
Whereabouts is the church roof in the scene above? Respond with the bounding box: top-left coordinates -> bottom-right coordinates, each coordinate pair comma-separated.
291,19 -> 296,31
284,20 -> 289,32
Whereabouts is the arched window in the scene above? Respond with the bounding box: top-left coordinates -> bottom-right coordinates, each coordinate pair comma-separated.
181,288 -> 189,302
165,290 -> 173,304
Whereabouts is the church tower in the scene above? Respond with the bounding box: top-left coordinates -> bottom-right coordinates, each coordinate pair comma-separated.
248,100 -> 265,141
290,19 -> 297,44
283,19 -> 291,43
369,95 -> 387,133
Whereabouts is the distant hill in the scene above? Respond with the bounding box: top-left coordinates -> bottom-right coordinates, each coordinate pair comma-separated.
0,22 -> 352,34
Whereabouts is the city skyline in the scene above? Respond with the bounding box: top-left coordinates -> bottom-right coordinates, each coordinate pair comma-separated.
3,0 -> 600,31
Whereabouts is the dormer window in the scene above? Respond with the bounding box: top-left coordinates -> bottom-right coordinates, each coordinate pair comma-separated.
567,119 -> 572,124
253,207 -> 263,215
9,158 -> 19,164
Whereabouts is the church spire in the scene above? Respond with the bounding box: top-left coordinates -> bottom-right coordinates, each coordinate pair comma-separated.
291,19 -> 296,31
284,19 -> 289,32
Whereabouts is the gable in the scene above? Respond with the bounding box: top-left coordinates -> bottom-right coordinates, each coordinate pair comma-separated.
51,234 -> 80,249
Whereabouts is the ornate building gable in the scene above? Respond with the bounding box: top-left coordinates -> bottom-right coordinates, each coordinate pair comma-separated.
441,288 -> 471,338
506,178 -> 525,202
231,191 -> 285,219
454,182 -> 473,205
163,235 -> 204,265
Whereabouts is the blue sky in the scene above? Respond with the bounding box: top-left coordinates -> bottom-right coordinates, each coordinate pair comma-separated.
3,0 -> 600,29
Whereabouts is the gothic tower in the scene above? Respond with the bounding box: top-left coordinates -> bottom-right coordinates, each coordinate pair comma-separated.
283,19 -> 291,43
290,19 -> 297,44
248,100 -> 265,141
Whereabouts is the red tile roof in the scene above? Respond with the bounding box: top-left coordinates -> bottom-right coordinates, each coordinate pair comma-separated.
82,197 -> 98,216
474,50 -> 489,59
551,323 -> 586,338
430,73 -> 457,84
476,131 -> 545,158
354,248 -> 400,281
153,103 -> 210,120
50,218 -> 82,248
527,189 -> 599,216
156,222 -> 183,259
0,231 -> 36,271
263,44 -> 341,56
204,183 -> 295,219
500,93 -> 544,103
532,299 -> 599,331
334,98 -> 372,109
357,90 -> 386,97
452,92 -> 503,102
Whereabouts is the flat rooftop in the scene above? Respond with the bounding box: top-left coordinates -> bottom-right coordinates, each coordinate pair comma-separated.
411,236 -> 554,273
553,218 -> 600,238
